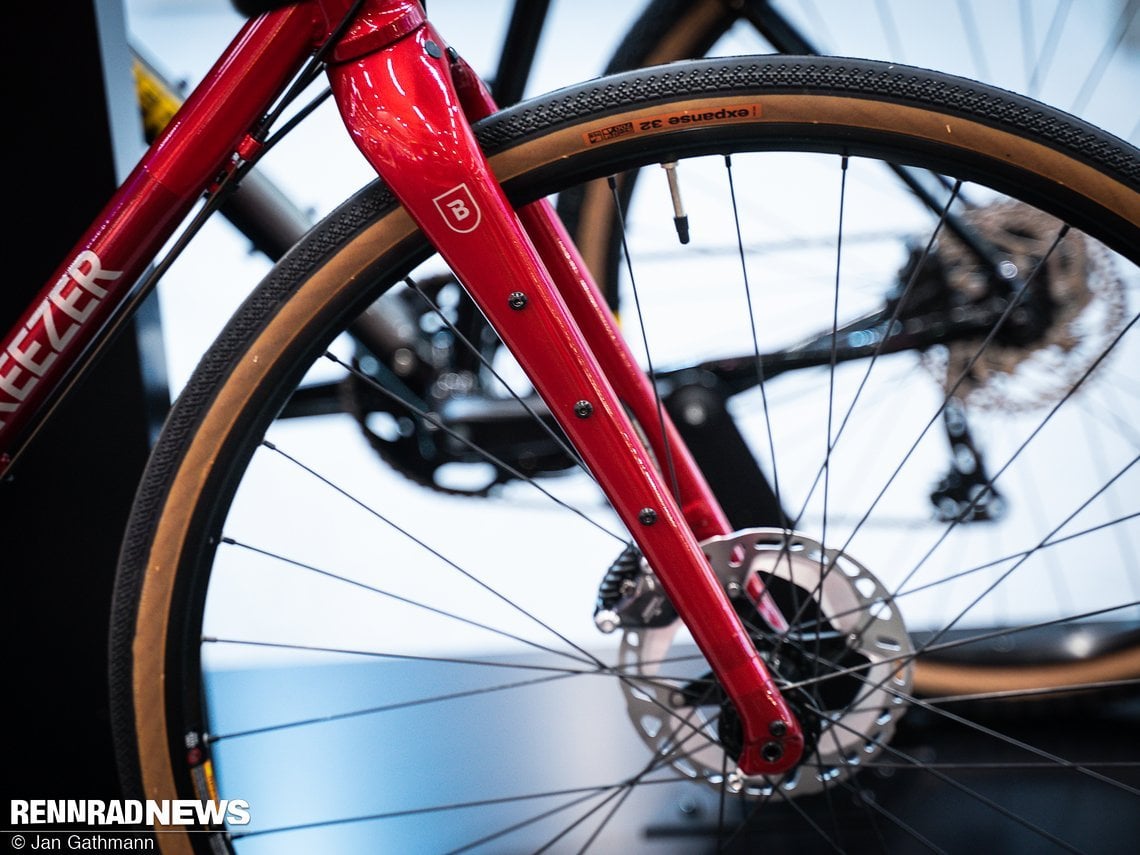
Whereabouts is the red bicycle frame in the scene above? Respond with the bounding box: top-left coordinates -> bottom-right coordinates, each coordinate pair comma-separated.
0,0 -> 803,775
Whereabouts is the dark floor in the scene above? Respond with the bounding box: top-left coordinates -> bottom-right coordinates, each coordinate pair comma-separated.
203,653 -> 1140,854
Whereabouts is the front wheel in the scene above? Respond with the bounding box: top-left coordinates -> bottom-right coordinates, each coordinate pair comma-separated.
112,56 -> 1140,853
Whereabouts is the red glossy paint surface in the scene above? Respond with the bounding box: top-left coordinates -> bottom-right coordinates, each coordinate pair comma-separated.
326,10 -> 802,774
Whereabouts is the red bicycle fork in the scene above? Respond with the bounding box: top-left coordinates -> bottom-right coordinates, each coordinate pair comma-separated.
324,0 -> 804,775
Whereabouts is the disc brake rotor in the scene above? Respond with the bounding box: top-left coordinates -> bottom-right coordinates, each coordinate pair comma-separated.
921,199 -> 1128,413
618,529 -> 914,797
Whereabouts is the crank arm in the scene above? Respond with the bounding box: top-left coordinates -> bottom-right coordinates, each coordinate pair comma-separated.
323,0 -> 803,775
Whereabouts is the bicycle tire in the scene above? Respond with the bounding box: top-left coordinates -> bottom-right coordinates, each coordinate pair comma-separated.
561,0 -> 1140,697
112,55 -> 1139,854
557,0 -> 759,302
564,0 -> 1138,320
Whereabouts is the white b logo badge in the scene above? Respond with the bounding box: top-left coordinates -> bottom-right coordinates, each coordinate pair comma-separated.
433,183 -> 482,233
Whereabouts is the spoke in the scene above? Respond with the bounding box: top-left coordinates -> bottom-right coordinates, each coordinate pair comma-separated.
788,155 -> 854,692
444,789 -> 611,855
1080,405 -> 1140,600
767,183 -> 961,534
223,519 -> 716,756
218,536 -> 596,666
784,600 -> 1140,692
815,693 -> 1139,794
819,239 -> 1138,654
873,0 -> 904,61
809,705 -> 1086,852
884,512 -> 1138,613
714,787 -> 780,854
203,635 -> 596,676
258,439 -> 614,669
829,224 -> 1077,566
716,748 -> 917,855
1070,0 -> 1139,115
725,154 -> 787,524
955,0 -> 992,81
324,351 -> 626,544
404,275 -> 592,477
575,788 -> 636,855
754,629 -> 1140,841
879,445 -> 1139,654
757,179 -> 967,662
607,175 -> 681,500
717,749 -> 730,847
879,688 -> 1140,796
1026,0 -> 1073,96
770,785 -> 846,853
229,781 -> 667,840
454,700 -> 730,854
1019,0 -> 1036,92
209,664 -> 578,743
817,156 -> 849,653
804,734 -> 859,852
831,775 -> 942,854
533,786 -> 628,855
1014,459 -> 1074,607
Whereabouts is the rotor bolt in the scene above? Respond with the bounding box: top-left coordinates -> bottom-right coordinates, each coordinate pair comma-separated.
574,400 -> 594,418
769,720 -> 788,738
507,291 -> 528,310
638,508 -> 658,526
594,609 -> 619,634
761,741 -> 784,763
725,580 -> 743,599
726,771 -> 744,794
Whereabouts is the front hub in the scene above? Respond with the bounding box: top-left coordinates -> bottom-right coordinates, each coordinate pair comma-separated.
616,528 -> 914,796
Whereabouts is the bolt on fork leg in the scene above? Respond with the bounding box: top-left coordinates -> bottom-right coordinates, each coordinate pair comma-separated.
318,0 -> 804,776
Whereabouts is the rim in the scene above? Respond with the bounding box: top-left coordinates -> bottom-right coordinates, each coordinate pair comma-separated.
126,89 -> 1140,853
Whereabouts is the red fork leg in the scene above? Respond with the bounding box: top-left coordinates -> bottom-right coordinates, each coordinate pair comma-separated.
322,6 -> 803,776
447,45 -> 794,637
517,200 -> 797,635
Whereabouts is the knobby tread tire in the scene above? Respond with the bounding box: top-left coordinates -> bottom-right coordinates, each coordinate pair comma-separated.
473,58 -> 1139,185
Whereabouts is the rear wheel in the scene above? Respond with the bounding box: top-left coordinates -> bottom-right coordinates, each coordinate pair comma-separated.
113,56 -> 1140,853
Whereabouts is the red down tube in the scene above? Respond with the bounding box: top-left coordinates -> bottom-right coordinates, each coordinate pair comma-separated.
0,5 -> 319,472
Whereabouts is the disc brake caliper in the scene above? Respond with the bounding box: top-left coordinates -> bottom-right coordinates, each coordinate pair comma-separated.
593,544 -> 676,634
